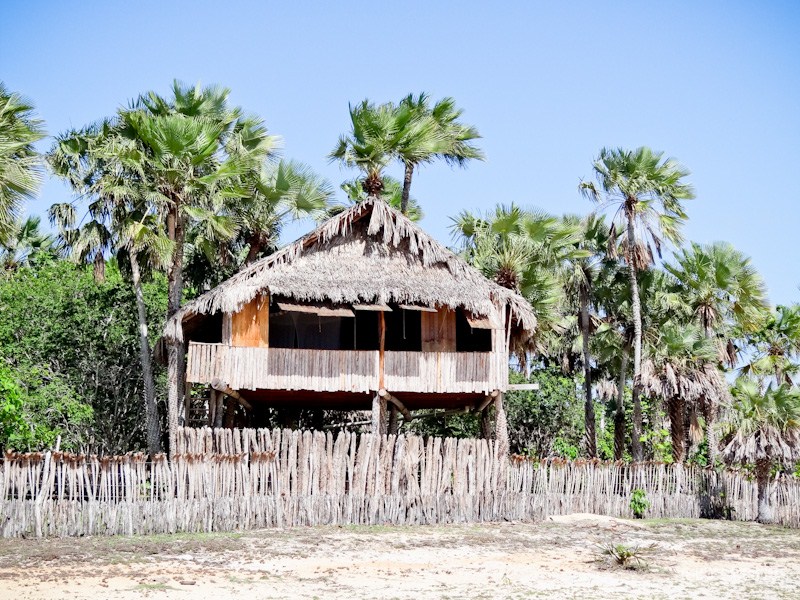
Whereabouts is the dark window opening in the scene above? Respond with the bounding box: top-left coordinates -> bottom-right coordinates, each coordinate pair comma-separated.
455,310 -> 492,352
385,307 -> 422,351
186,312 -> 223,344
268,305 -> 380,350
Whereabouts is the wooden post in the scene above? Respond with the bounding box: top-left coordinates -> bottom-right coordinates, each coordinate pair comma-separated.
223,397 -> 236,428
494,391 -> 509,455
378,311 -> 386,389
388,406 -> 399,435
208,389 -> 217,427
184,381 -> 192,426
480,407 -> 492,440
214,393 -> 225,428
371,392 -> 386,435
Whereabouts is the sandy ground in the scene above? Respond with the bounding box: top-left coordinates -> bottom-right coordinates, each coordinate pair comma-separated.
0,515 -> 798,599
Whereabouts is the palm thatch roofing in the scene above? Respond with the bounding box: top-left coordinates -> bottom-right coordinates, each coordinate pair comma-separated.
164,198 -> 537,343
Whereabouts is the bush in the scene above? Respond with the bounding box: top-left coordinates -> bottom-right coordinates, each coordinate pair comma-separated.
0,258 -> 167,452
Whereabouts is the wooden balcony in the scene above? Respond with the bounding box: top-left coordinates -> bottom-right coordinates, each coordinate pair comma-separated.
186,342 -> 506,395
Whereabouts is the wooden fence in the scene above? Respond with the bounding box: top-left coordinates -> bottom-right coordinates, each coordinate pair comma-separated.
2,427 -> 799,538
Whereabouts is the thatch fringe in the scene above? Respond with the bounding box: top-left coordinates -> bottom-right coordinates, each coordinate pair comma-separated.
164,199 -> 536,342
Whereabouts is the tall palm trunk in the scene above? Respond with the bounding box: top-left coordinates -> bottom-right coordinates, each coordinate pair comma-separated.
93,252 -> 105,283
700,322 -> 717,465
755,457 -> 774,523
668,395 -> 686,463
626,210 -> 644,462
614,347 -> 629,460
166,207 -> 186,454
580,285 -> 596,457
400,162 -> 414,215
130,250 -> 161,455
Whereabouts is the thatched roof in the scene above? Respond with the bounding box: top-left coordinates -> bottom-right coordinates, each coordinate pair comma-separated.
164,198 -> 537,342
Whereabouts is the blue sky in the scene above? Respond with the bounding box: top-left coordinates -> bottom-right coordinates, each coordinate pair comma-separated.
2,1 -> 799,304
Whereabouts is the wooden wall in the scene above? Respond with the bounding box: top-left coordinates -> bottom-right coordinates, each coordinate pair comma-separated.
421,307 -> 456,352
230,294 -> 270,348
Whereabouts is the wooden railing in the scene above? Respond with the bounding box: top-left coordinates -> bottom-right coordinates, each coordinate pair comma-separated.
384,351 -> 505,393
187,343 -> 379,392
186,342 -> 506,394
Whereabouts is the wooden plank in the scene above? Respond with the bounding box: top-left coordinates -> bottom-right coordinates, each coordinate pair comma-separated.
354,303 -> 392,312
398,304 -> 437,312
466,313 -> 499,329
507,383 -> 540,391
421,308 -> 456,352
231,294 -> 270,348
276,301 -> 354,317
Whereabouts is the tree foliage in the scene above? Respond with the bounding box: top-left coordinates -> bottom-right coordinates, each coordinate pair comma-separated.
0,257 -> 167,452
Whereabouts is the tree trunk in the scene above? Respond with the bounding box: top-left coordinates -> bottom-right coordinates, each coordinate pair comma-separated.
244,235 -> 262,265
388,405 -> 399,435
580,285 -> 596,458
93,252 -> 105,283
704,400 -> 717,465
614,348 -> 629,461
480,407 -> 492,440
494,392 -> 509,455
755,458 -> 774,524
166,208 -> 186,454
371,393 -> 387,435
700,324 -> 717,466
400,162 -> 414,215
668,395 -> 686,463
626,212 -> 644,462
130,250 -> 161,455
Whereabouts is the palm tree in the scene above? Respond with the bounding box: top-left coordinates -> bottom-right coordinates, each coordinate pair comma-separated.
561,214 -> 610,457
120,82 -> 277,448
666,241 -> 768,461
48,122 -> 172,455
740,304 -> 800,387
396,94 -> 483,214
330,100 -> 397,197
338,176 -> 424,221
0,215 -> 56,271
0,84 -> 45,245
452,205 -> 580,356
721,379 -> 800,523
641,323 -> 725,463
238,159 -> 333,264
331,95 -> 483,215
581,147 -> 695,461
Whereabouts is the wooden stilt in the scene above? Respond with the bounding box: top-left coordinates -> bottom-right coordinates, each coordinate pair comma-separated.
214,393 -> 224,428
494,390 -> 509,455
371,392 -> 387,435
183,382 -> 192,427
480,407 -> 492,440
223,397 -> 236,428
208,389 -> 217,427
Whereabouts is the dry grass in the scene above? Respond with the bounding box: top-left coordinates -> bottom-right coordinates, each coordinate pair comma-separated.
1,517 -> 799,599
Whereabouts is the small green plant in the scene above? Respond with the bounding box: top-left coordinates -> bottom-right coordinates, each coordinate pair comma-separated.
630,488 -> 650,519
598,542 -> 655,571
552,436 -> 579,460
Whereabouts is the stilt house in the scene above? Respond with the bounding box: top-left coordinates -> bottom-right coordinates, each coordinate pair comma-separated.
164,198 -> 536,436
